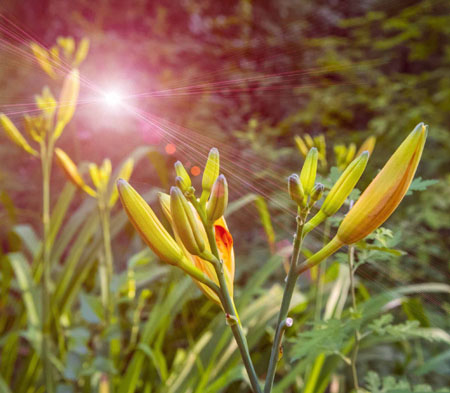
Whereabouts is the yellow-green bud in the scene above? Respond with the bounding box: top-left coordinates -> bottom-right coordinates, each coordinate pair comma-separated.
201,147 -> 220,204
117,179 -> 184,265
206,174 -> 228,222
304,151 -> 369,234
170,186 -> 205,256
175,176 -> 189,193
288,174 -> 306,208
310,183 -> 324,205
174,161 -> 191,190
300,147 -> 318,196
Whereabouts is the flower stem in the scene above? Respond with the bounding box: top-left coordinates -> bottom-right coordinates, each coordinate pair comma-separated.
205,224 -> 262,393
348,243 -> 360,391
40,139 -> 55,393
264,215 -> 305,393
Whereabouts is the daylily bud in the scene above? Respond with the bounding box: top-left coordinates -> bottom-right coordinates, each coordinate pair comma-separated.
298,124 -> 427,275
174,161 -> 191,191
300,147 -> 318,195
288,174 -> 306,208
310,183 -> 324,205
74,38 -> 90,66
117,179 -> 184,265
207,174 -> 228,222
175,176 -> 189,192
201,148 -> 220,204
338,123 -> 427,244
55,148 -> 96,197
294,135 -> 308,157
170,186 -> 206,256
304,152 -> 369,234
0,114 -> 38,156
357,136 -> 376,157
30,42 -> 56,79
55,69 -> 80,139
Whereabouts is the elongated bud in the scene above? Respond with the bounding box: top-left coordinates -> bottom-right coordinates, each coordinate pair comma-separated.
294,135 -> 308,157
74,37 -> 90,66
288,174 -> 306,208
337,123 -> 427,244
170,186 -> 206,256
304,152 -> 369,234
117,179 -> 184,265
300,147 -> 318,195
175,176 -> 188,192
0,114 -> 38,156
310,183 -> 324,205
174,161 -> 191,191
55,148 -> 96,197
207,174 -> 228,222
357,136 -> 376,157
55,69 -> 80,139
201,148 -> 220,204
30,42 -> 56,79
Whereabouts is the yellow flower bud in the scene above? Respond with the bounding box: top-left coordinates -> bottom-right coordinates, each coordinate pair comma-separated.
55,148 -> 96,197
55,69 -> 80,139
30,42 -> 56,79
117,179 -> 184,265
200,148 -> 220,204
337,123 -> 427,244
294,135 -> 308,157
0,114 -> 38,156
345,143 -> 356,166
288,174 -> 306,208
170,187 -> 206,256
304,152 -> 369,234
174,161 -> 191,191
357,136 -> 376,157
74,38 -> 90,66
300,147 -> 318,195
207,174 -> 228,222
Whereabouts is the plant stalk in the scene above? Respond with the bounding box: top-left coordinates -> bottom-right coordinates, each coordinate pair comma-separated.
205,224 -> 262,393
348,243 -> 360,391
264,215 -> 305,393
40,138 -> 55,393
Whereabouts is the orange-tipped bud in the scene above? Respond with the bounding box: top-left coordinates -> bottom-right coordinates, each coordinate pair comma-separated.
337,123 -> 427,244
55,148 -> 96,197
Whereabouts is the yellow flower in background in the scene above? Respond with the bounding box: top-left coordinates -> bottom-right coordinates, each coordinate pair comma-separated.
159,192 -> 235,306
357,136 -> 376,157
295,133 -> 327,168
54,69 -> 80,139
299,123 -> 427,273
31,37 -> 90,79
0,114 -> 38,157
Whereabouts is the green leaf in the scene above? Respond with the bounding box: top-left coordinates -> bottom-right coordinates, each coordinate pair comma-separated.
406,177 -> 438,195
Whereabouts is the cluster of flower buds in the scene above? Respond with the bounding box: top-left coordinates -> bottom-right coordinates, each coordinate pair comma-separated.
31,36 -> 89,79
298,123 -> 427,273
55,148 -> 134,207
0,70 -> 80,155
288,147 -> 325,216
118,148 -> 234,306
334,136 -> 376,170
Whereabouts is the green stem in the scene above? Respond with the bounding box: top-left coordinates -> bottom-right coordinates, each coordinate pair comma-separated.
348,243 -> 360,392
205,224 -> 262,393
98,199 -> 113,324
264,216 -> 305,393
40,139 -> 55,393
